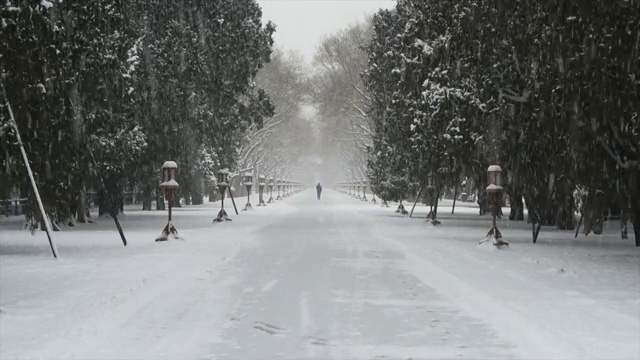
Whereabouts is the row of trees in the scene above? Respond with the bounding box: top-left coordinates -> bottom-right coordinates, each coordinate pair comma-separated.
237,49 -> 312,185
1,0 -> 309,229
311,21 -> 374,184
363,0 -> 639,244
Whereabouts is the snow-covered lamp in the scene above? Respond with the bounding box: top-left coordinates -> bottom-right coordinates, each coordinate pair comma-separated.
214,169 -> 231,222
484,165 -> 507,246
243,172 -> 253,211
257,175 -> 266,206
268,177 -> 275,203
361,180 -> 368,201
160,161 -> 179,190
217,169 -> 229,187
486,165 -> 503,193
276,178 -> 282,200
244,172 -> 253,186
156,161 -> 180,241
426,172 -> 435,191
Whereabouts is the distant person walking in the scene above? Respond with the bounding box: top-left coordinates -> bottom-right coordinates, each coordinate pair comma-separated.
316,183 -> 322,200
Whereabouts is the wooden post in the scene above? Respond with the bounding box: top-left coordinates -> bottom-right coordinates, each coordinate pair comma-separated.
2,81 -> 58,258
89,150 -> 128,246
409,187 -> 423,218
228,187 -> 238,215
452,183 -> 458,215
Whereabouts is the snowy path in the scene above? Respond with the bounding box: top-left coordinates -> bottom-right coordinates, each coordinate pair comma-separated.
1,190 -> 639,359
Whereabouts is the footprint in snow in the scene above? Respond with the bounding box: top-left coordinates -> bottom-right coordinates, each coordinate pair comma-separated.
255,321 -> 285,330
306,336 -> 329,346
254,325 -> 278,335
253,321 -> 286,336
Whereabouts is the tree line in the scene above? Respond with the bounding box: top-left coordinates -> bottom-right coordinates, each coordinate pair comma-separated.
1,1 -> 312,229
357,1 -> 638,244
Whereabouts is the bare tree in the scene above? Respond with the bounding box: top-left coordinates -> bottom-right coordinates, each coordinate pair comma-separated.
237,49 -> 310,180
311,20 -> 374,182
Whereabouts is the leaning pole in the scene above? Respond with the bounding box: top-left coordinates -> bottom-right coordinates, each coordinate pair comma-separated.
1,80 -> 58,258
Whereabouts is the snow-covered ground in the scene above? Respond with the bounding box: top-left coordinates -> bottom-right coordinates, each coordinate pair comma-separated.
1,190 -> 638,360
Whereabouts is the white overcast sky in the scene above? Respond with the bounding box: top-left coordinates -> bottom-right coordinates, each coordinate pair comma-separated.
257,0 -> 396,63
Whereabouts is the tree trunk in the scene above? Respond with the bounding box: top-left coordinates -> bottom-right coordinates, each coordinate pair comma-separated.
192,189 -> 204,205
156,192 -> 165,211
173,188 -> 183,207
630,189 -> 640,246
555,206 -> 575,230
98,203 -> 107,217
620,211 -> 628,240
555,198 -> 575,230
98,190 -> 110,217
525,195 -> 535,223
553,179 -> 575,230
142,181 -> 152,210
98,197 -> 121,217
478,190 -> 488,216
208,187 -> 217,202
76,185 -> 88,223
509,190 -> 524,221
583,191 -> 604,235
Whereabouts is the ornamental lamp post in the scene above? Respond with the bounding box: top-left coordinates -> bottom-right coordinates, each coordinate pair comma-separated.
214,169 -> 231,222
268,177 -> 275,203
426,172 -> 440,225
156,161 -> 181,241
361,180 -> 368,201
371,181 -> 377,204
243,172 -> 254,211
485,165 -> 508,246
257,175 -> 266,207
276,178 -> 282,200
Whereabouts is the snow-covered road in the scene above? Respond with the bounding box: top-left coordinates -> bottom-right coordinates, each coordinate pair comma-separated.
1,190 -> 639,359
